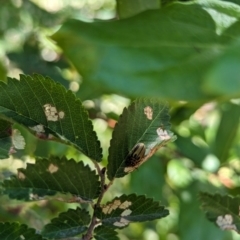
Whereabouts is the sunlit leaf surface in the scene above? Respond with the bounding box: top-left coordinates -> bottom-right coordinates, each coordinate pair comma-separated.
52,2 -> 240,101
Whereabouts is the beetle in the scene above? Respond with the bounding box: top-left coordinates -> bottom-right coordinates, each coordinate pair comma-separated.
125,143 -> 146,167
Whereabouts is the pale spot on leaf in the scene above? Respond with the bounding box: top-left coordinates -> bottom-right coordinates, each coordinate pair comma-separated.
156,128 -> 171,140
58,111 -> 65,119
20,235 -> 25,240
18,172 -> 26,180
44,104 -> 58,121
9,146 -> 17,155
48,164 -> 59,173
29,124 -> 45,133
113,200 -> 121,206
12,129 -> 26,149
124,166 -> 135,173
121,209 -> 132,216
216,214 -> 237,231
102,200 -> 121,214
113,217 -> 130,227
144,106 -> 153,120
29,124 -> 48,139
48,134 -> 54,139
43,103 -> 65,122
29,193 -> 43,201
102,200 -> 132,216
119,200 -> 132,209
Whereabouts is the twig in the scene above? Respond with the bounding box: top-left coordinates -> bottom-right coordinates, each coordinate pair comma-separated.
82,161 -> 114,240
82,216 -> 97,240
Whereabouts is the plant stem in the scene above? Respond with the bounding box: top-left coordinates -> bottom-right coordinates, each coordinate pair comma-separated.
82,162 -> 114,240
82,216 -> 97,240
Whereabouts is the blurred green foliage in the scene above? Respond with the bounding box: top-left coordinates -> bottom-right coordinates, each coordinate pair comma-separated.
1,0 -> 240,239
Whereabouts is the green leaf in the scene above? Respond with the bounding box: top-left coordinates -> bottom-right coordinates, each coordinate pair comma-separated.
198,0 -> 240,35
52,3 -> 224,101
0,60 -> 7,82
0,74 -> 102,161
204,20 -> 240,97
198,0 -> 240,19
116,0 -> 160,18
178,184 -> 232,240
130,155 -> 166,200
94,226 -> 119,240
107,98 -> 176,180
0,222 -> 45,240
175,135 -> 210,167
204,36 -> 240,98
212,103 -> 240,163
3,156 -> 101,201
0,120 -> 12,159
224,0 -> 240,6
95,194 -> 169,229
42,207 -> 90,239
7,36 -> 70,89
199,192 -> 240,233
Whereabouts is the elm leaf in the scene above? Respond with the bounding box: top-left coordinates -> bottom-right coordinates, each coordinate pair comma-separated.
94,226 -> 119,240
200,192 -> 240,233
3,156 -> 101,201
116,0 -> 160,18
42,208 -> 90,239
0,120 -> 12,159
95,194 -> 169,229
0,222 -> 45,240
0,74 -> 102,161
107,98 -> 176,180
52,3 -> 219,101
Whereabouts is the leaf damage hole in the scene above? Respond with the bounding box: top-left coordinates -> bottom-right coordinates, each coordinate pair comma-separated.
18,172 -> 26,180
216,214 -> 237,231
43,103 -> 65,122
47,163 -> 59,173
144,106 -> 153,120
